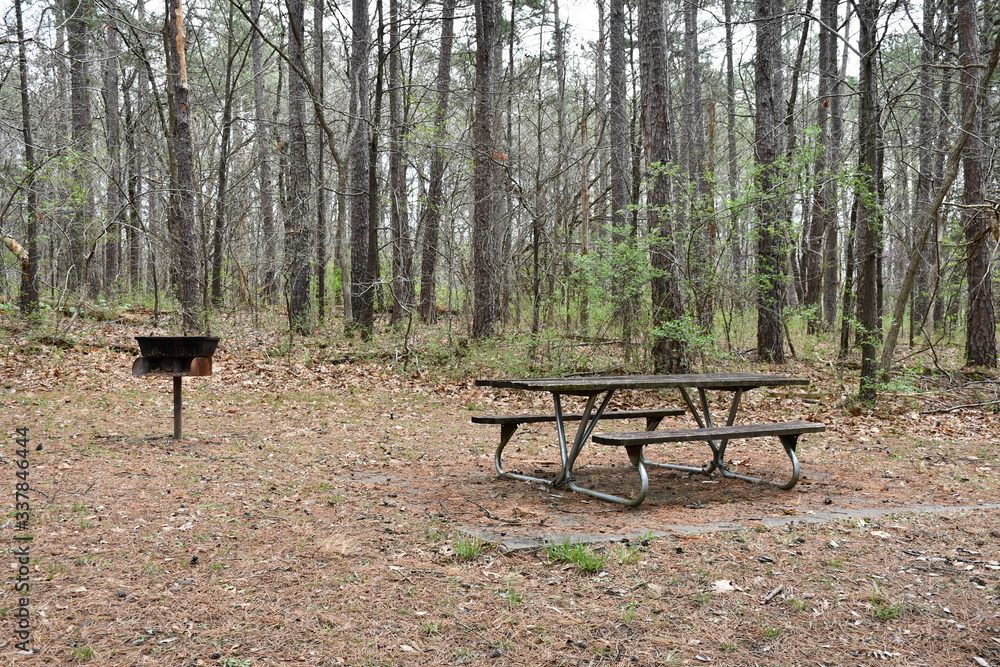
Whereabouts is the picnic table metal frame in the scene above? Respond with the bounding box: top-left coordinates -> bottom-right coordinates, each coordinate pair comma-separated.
475,373 -> 811,503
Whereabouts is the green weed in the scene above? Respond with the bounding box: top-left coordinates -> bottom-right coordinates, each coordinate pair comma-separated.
545,540 -> 609,574
453,536 -> 486,561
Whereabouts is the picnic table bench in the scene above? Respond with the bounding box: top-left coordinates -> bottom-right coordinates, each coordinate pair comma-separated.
474,373 -> 825,507
473,408 -> 686,485
591,421 -> 826,506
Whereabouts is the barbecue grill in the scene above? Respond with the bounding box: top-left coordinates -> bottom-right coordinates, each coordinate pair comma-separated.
132,336 -> 220,439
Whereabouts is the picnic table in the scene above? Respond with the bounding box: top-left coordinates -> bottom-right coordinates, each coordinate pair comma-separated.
474,373 -> 825,506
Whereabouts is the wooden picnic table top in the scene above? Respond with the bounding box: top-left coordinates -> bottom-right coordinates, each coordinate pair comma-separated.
476,372 -> 809,395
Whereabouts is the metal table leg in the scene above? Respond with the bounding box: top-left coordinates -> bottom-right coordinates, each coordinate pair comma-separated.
640,386 -> 745,476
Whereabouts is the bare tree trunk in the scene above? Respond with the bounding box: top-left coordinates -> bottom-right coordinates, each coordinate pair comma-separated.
388,0 -> 414,325
349,0 -> 374,336
878,30 -> 1000,373
754,0 -> 785,363
609,0 -> 634,344
368,0 -> 385,317
958,0 -> 996,367
67,0 -> 92,292
579,87 -> 590,333
314,0 -> 328,324
103,19 -> 122,292
640,0 -> 686,373
286,0 -> 312,334
911,0 -> 937,344
471,0 -> 502,338
15,0 -> 39,315
804,0 -> 833,333
821,0 -> 846,329
250,0 -> 277,302
123,80 -> 143,291
211,2 -> 236,307
165,0 -> 202,332
682,0 -> 715,333
417,0 -> 456,324
723,0 -> 742,281
855,0 -> 882,401
336,167 -> 351,320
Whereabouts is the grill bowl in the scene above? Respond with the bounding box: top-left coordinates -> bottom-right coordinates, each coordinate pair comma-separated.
136,336 -> 220,358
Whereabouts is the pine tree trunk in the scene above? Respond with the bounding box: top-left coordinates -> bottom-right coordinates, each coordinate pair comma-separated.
15,0 -> 39,315
211,3 -> 236,307
250,0 -> 277,302
682,0 -> 715,333
103,21 -> 122,292
417,0 -> 456,324
388,0 -> 414,325
286,0 -> 312,334
165,0 -> 203,332
314,0 -> 328,324
855,0 -> 883,400
67,0 -> 92,292
958,0 -> 996,366
640,0 -> 687,373
911,0 -> 937,344
349,0 -> 374,336
754,0 -> 786,363
608,0 -> 634,344
471,0 -> 501,338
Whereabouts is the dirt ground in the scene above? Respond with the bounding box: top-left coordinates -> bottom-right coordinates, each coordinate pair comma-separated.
3,316 -> 1000,666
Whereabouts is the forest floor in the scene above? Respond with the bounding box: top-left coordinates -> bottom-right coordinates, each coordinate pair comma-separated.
2,312 -> 1000,666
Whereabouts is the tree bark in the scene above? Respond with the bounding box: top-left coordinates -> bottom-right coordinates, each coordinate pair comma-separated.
103,19 -> 122,292
286,0 -> 312,334
67,0 -> 93,292
314,0 -> 328,324
855,0 -> 882,401
471,0 -> 502,338
641,0 -> 687,373
879,29 -> 1000,373
608,0 -> 635,342
804,0 -> 833,332
388,0 -> 415,325
211,2 -> 236,307
821,1 -> 847,329
682,0 -> 715,333
165,0 -> 202,332
417,0 -> 456,324
15,0 -> 39,315
349,0 -> 374,336
754,0 -> 785,363
250,0 -> 277,301
958,0 -> 996,367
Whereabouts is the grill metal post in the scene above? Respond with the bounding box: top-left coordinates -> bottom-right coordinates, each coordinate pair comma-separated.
173,376 -> 183,440
132,337 -> 218,441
